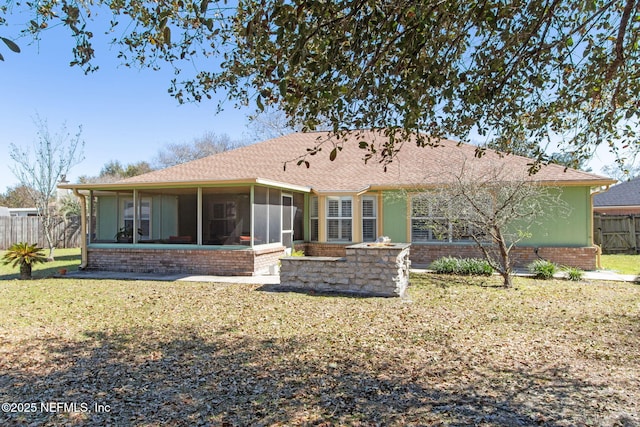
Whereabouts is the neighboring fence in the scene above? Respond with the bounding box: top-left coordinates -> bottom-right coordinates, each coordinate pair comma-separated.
0,216 -> 81,250
594,214 -> 640,254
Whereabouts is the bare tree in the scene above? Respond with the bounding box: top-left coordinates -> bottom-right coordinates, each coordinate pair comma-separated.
413,161 -> 570,287
247,107 -> 302,142
9,116 -> 85,260
153,132 -> 243,168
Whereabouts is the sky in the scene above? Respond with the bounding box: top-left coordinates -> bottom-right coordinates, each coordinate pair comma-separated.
0,13 -> 254,193
0,10 -> 626,195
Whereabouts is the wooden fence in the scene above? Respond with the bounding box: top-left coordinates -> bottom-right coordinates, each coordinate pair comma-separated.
0,216 -> 81,250
594,214 -> 640,254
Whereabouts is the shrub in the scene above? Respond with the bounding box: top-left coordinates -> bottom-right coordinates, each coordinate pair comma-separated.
459,258 -> 494,276
2,242 -> 47,280
429,256 -> 460,274
563,266 -> 584,281
528,259 -> 558,279
429,256 -> 493,276
290,249 -> 305,257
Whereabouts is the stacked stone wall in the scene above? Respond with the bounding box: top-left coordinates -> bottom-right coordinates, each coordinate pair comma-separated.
280,243 -> 410,297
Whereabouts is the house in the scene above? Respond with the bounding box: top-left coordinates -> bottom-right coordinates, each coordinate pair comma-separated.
59,130 -> 615,275
7,207 -> 40,217
593,177 -> 640,215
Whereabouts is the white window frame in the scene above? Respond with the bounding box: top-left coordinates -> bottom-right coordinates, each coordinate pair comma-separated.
121,197 -> 152,241
310,196 -> 319,241
326,196 -> 352,242
361,195 -> 377,242
410,194 -> 476,243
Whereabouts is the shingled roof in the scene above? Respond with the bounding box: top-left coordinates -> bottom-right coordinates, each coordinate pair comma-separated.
594,177 -> 640,207
70,130 -> 614,192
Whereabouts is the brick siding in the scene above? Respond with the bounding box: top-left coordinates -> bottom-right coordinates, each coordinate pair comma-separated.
301,242 -> 599,271
86,246 -> 285,276
409,244 -> 599,270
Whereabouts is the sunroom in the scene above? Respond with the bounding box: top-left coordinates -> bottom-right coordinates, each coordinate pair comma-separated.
74,181 -> 308,276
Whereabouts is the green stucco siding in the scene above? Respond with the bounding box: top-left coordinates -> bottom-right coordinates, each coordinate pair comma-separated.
382,191 -> 408,242
380,186 -> 592,247
520,186 -> 592,247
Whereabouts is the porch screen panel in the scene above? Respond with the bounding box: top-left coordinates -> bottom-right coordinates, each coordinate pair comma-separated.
254,186 -> 268,245
177,193 -> 198,242
268,188 -> 281,244
293,193 -> 304,241
202,189 -> 250,245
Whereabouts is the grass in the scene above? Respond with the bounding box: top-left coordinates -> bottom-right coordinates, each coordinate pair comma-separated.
0,273 -> 638,426
600,254 -> 640,275
0,247 -> 81,280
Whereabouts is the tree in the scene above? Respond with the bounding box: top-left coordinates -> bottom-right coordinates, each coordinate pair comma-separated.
0,184 -> 39,208
9,117 -> 84,260
601,158 -> 640,181
2,242 -> 47,280
4,0 -> 638,169
78,160 -> 154,183
153,132 -> 242,168
413,160 -> 570,287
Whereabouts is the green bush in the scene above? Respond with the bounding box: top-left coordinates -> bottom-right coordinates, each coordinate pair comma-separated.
528,259 -> 558,279
563,266 -> 584,281
290,249 -> 305,257
429,256 -> 493,276
2,242 -> 47,280
429,256 -> 459,274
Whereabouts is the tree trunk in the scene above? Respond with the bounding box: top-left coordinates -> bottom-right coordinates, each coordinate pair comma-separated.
47,246 -> 56,262
495,227 -> 513,288
42,213 -> 56,261
19,263 -> 32,280
500,270 -> 513,288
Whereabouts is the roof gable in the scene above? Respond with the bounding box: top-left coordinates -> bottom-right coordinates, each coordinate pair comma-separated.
101,131 -> 614,191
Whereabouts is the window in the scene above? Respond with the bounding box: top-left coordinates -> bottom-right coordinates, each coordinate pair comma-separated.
122,198 -> 151,240
310,196 -> 319,241
411,194 -> 476,242
361,196 -> 377,242
326,196 -> 352,241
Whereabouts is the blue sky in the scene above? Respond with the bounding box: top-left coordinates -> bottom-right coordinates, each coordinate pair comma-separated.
0,14 -> 254,193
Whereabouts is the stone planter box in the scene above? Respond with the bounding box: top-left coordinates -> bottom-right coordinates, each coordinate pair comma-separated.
279,243 -> 410,297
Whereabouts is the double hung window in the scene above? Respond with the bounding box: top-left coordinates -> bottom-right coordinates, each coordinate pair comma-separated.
326,197 -> 352,241
361,196 -> 377,242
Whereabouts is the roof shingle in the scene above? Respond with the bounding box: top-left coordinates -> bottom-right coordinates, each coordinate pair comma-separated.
594,177 -> 640,207
104,130 -> 614,191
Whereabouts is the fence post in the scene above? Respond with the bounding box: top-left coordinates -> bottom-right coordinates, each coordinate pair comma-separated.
630,216 -> 637,253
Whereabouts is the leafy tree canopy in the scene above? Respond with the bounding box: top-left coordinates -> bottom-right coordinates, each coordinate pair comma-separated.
0,184 -> 39,208
3,0 -> 639,170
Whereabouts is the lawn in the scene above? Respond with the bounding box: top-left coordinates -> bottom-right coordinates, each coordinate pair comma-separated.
0,273 -> 638,426
600,254 -> 640,275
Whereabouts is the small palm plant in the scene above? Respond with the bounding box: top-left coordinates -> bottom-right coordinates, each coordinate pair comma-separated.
2,242 -> 47,280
